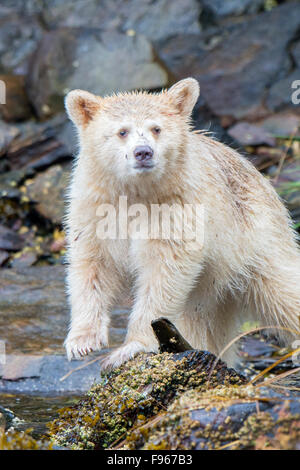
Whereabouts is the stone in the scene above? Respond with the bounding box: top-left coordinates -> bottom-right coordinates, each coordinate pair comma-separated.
5,116 -> 71,171
0,266 -> 68,355
0,1 -> 42,17
0,250 -> 9,266
0,266 -> 128,357
266,67 -> 300,112
159,2 -> 300,120
0,121 -> 19,156
0,224 -> 23,251
256,113 -> 300,138
49,350 -> 245,449
27,28 -> 169,118
228,122 -> 276,146
0,355 -> 43,380
200,0 -> 265,19
41,0 -> 201,41
291,40 -> 300,67
25,164 -> 69,225
0,13 -> 43,75
0,74 -> 32,122
10,250 -> 38,269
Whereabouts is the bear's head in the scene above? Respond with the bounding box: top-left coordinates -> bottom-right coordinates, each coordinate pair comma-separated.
65,78 -> 199,185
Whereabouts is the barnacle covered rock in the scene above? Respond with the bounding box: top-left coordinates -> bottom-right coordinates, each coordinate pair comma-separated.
49,350 -> 244,449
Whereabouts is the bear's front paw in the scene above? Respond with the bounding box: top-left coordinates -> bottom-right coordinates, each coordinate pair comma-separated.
65,326 -> 109,361
101,341 -> 157,371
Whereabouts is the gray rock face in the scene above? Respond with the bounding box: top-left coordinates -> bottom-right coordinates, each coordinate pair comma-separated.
200,0 -> 265,19
266,67 -> 300,112
159,2 -> 300,120
0,74 -> 32,122
25,164 -> 69,225
0,224 -> 24,251
27,28 -> 169,118
0,266 -> 68,355
292,40 -> 300,67
0,266 -> 129,394
0,13 -> 43,75
41,0 -> 201,41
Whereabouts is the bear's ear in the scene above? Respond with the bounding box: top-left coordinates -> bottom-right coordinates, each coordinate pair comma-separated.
65,89 -> 101,128
167,78 -> 200,117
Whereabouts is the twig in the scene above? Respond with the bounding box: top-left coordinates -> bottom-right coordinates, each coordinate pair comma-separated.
255,366 -> 300,388
59,355 -> 103,382
207,325 -> 300,382
250,348 -> 300,385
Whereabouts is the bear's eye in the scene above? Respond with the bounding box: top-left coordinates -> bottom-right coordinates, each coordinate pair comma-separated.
152,126 -> 161,135
118,129 -> 129,138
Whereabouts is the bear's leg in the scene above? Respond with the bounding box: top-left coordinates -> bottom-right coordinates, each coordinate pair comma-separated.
101,240 -> 204,370
65,258 -> 122,360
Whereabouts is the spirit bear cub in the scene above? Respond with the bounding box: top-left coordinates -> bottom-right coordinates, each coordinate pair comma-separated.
64,78 -> 300,369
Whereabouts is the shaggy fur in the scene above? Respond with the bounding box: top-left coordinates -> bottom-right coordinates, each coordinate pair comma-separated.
64,78 -> 300,369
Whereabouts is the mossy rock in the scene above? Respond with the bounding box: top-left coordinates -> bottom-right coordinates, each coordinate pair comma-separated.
0,428 -> 53,450
127,385 -> 300,450
49,350 -> 244,449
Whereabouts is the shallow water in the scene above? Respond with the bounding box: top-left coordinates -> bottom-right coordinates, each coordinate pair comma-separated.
0,266 -> 131,439
0,393 -> 80,438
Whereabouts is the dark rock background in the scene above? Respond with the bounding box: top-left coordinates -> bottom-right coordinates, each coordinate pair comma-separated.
0,0 -> 299,270
0,0 -> 300,448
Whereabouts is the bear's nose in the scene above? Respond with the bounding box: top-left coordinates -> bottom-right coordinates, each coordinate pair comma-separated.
134,145 -> 153,162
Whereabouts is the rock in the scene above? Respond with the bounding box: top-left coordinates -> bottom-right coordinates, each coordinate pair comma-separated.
0,250 -> 9,266
25,164 -> 69,225
6,115 -> 71,171
0,168 -> 34,189
27,28 -> 169,118
272,161 -> 300,226
0,13 -> 43,75
0,266 -> 68,355
0,355 -> 43,380
240,336 -> 276,359
132,386 -> 300,450
0,265 -> 128,357
0,428 -> 53,450
0,355 -> 113,395
0,1 -> 42,17
266,67 -> 300,112
0,121 -> 19,156
41,0 -> 201,41
10,249 -> 38,269
256,112 -> 300,138
159,2 -> 300,120
0,74 -> 32,122
200,0 -> 265,20
0,224 -> 23,251
228,122 -> 276,146
49,350 -> 244,449
291,40 -> 300,67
